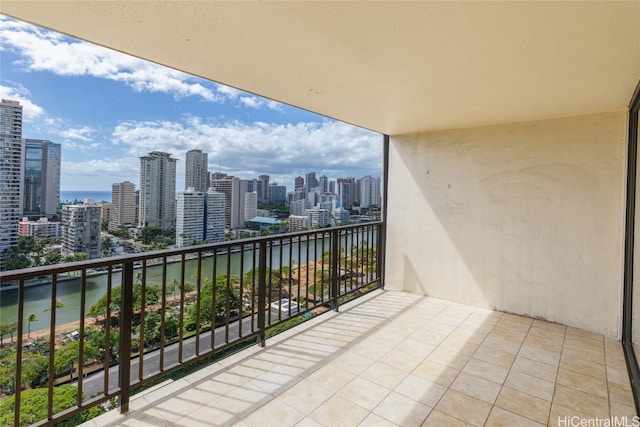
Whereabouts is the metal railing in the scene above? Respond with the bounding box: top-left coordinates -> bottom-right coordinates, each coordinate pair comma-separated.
0,222 -> 382,426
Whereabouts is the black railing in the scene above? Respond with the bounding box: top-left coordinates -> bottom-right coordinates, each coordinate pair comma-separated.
0,222 -> 382,426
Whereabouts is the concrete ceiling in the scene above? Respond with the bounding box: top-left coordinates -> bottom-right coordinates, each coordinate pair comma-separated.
2,1 -> 639,136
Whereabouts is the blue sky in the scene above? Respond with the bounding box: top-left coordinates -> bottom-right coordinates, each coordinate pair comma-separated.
0,15 -> 382,192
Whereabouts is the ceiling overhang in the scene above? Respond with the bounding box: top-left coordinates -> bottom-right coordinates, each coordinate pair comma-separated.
2,1 -> 639,135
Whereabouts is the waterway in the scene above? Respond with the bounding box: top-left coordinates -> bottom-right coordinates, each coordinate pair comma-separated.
0,230 -> 376,333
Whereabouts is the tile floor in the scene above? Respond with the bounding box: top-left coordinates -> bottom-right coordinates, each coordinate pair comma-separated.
81,290 -> 637,427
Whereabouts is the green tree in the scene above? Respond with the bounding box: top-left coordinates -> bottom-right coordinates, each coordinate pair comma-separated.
21,352 -> 48,388
140,226 -> 163,244
27,313 -> 39,338
0,384 -> 105,426
187,275 -> 241,326
54,341 -> 98,381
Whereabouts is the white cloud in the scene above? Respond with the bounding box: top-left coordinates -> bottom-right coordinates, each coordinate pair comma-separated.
111,117 -> 382,190
0,83 -> 45,122
1,15 -> 287,110
59,126 -> 95,142
0,16 -> 220,102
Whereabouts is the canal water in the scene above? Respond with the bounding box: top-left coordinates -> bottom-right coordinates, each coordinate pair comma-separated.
0,231 -> 375,333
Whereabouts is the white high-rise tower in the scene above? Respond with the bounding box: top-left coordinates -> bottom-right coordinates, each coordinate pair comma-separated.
110,181 -> 136,231
139,151 -> 177,229
185,149 -> 208,193
0,99 -> 23,264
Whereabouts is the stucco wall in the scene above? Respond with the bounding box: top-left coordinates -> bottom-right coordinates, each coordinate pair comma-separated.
385,112 -> 627,337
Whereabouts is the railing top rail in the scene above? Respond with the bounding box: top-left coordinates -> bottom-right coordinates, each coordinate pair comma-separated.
0,222 -> 382,283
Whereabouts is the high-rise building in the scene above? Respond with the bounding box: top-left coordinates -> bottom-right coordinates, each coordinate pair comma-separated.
359,175 -> 381,208
139,151 -> 177,229
289,200 -> 306,216
211,177 -> 247,229
110,181 -> 136,231
60,199 -> 102,259
176,188 -> 205,247
294,176 -> 304,190
258,174 -> 270,203
206,189 -> 225,243
318,175 -> 328,193
22,139 -> 61,219
244,192 -> 258,223
337,178 -> 355,209
305,172 -> 317,192
185,149 -> 208,192
268,183 -> 287,203
0,99 -> 23,263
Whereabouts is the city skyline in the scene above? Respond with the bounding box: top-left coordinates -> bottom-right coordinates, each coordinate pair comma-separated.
0,15 -> 382,193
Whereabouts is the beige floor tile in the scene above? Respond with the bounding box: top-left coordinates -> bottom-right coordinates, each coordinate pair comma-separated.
518,344 -> 561,366
306,364 -> 356,393
277,379 -> 334,415
174,404 -> 239,427
239,398 -> 305,427
608,381 -> 635,407
330,351 -> 376,375
552,384 -> 610,418
379,348 -> 425,372
607,365 -> 632,386
495,386 -> 551,424
484,407 -> 546,427
358,413 -> 399,427
372,391 -> 433,427
308,394 -> 370,427
609,400 -> 637,418
394,374 -> 447,407
337,377 -> 390,411
504,370 -> 555,401
435,389 -> 492,427
456,319 -> 494,336
450,372 -> 502,404
556,366 -> 607,397
547,403 -> 594,427
489,326 -> 528,343
472,345 -> 516,368
420,410 -> 474,427
360,361 -> 408,389
565,327 -> 604,343
412,359 -> 460,388
522,333 -> 564,353
426,347 -> 470,370
393,338 -> 436,358
559,355 -> 606,380
511,356 -> 558,382
349,339 -> 392,360
481,335 -> 522,354
562,343 -> 605,364
437,336 -> 480,356
462,358 -> 509,384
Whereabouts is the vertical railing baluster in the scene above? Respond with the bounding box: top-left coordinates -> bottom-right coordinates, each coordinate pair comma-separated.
77,268 -> 87,406
47,273 -> 57,422
138,261 -> 146,380
195,251 -> 202,355
238,245 -> 244,339
179,253 -> 186,363
331,229 -> 340,311
257,240 -> 267,347
160,256 -> 167,371
14,278 -> 25,427
119,261 -> 134,413
104,266 -> 113,394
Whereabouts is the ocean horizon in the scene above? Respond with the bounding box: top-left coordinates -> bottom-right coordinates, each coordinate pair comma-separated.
60,190 -> 112,203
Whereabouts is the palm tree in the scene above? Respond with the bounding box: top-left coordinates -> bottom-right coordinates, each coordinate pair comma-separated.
43,298 -> 66,312
27,313 -> 39,338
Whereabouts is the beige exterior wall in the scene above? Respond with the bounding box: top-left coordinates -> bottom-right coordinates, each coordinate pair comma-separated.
385,111 -> 627,337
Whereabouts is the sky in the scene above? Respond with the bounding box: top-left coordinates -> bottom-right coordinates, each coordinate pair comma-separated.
0,15 -> 382,193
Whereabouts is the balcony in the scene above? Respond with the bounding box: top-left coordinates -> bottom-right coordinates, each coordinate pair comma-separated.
82,291 -> 634,427
1,222 -> 637,426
